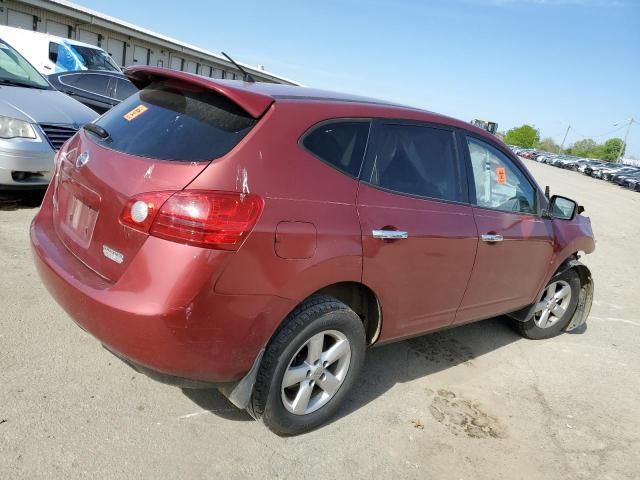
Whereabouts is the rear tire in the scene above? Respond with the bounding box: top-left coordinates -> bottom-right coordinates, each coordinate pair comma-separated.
249,295 -> 366,436
515,269 -> 581,340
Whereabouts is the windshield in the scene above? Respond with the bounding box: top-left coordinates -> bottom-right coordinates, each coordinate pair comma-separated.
0,39 -> 50,89
68,44 -> 120,72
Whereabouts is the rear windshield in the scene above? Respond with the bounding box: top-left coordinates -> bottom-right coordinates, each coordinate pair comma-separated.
93,80 -> 257,161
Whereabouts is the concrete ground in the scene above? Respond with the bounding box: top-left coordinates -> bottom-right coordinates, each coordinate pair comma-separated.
1,160 -> 639,480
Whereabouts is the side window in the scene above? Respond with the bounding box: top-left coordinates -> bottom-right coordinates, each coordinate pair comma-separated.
466,136 -> 536,214
59,73 -> 81,86
302,121 -> 370,177
48,42 -> 59,63
114,78 -> 138,100
75,74 -> 110,96
367,124 -> 464,202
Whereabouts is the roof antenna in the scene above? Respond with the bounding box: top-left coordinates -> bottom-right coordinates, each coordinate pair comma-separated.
221,52 -> 256,83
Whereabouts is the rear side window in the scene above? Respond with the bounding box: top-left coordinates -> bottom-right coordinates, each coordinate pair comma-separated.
75,74 -> 111,95
59,73 -> 80,86
302,120 -> 370,177
367,124 -> 464,202
93,80 -> 256,161
114,78 -> 137,100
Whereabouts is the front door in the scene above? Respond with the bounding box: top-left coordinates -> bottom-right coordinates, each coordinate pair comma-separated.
358,121 -> 478,342
455,135 -> 554,324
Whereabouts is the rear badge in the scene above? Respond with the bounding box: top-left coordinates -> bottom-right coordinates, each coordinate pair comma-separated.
102,245 -> 124,264
75,151 -> 90,168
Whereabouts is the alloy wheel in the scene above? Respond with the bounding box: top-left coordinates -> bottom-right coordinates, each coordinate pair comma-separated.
533,280 -> 572,328
281,330 -> 351,415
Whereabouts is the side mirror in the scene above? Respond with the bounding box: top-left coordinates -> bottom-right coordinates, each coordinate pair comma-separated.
548,195 -> 578,220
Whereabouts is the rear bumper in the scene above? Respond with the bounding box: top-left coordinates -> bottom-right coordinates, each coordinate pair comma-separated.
30,191 -> 292,384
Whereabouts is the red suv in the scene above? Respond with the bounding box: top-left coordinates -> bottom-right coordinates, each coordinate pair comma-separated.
31,67 -> 595,435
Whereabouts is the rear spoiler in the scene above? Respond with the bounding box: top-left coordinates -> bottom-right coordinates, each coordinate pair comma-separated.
124,66 -> 274,118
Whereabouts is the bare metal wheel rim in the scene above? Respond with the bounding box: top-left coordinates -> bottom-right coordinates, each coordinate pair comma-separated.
534,280 -> 572,329
281,329 -> 351,415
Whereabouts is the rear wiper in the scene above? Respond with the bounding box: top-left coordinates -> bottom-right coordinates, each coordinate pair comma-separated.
83,123 -> 111,142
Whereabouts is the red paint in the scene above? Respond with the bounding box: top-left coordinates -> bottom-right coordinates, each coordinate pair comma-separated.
30,67 -> 595,385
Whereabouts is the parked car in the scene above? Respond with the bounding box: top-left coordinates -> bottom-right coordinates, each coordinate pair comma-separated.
0,25 -> 121,76
591,163 -> 622,179
603,165 -> 636,181
577,159 -> 604,174
584,162 -> 609,177
613,169 -> 640,186
623,176 -> 640,192
30,67 -> 596,435
0,34 -> 97,189
48,71 -> 137,114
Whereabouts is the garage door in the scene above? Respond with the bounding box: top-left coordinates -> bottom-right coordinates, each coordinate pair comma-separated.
107,38 -> 124,67
185,61 -> 197,73
200,65 -> 211,77
7,9 -> 35,30
170,56 -> 183,70
78,29 -> 99,46
46,20 -> 69,37
133,45 -> 149,65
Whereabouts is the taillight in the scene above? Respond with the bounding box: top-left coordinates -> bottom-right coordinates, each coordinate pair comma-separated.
119,191 -> 175,233
120,190 -> 264,251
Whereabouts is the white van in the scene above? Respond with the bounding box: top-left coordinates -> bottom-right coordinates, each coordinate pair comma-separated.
0,25 -> 121,75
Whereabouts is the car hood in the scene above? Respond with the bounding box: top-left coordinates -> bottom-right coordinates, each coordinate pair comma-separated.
0,86 -> 97,125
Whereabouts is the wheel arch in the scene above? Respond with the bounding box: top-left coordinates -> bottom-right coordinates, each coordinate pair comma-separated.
312,281 -> 382,346
509,252 -> 594,328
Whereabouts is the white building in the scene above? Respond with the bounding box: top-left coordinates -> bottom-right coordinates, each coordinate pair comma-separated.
0,0 -> 298,84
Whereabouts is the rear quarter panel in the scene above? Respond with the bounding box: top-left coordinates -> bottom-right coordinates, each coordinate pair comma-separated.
189,102 -> 368,302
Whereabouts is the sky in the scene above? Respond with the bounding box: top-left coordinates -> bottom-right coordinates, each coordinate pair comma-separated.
80,0 -> 640,157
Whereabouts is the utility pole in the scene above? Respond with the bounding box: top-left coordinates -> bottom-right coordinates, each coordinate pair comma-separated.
616,117 -> 634,163
560,125 -> 571,152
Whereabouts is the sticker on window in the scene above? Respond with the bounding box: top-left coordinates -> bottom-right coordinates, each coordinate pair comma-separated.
496,167 -> 506,184
123,105 -> 148,122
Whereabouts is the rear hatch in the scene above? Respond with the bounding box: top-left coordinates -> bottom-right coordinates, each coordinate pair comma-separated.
52,70 -> 273,282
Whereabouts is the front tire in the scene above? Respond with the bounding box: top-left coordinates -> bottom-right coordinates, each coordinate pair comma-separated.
250,295 -> 366,436
515,269 -> 581,340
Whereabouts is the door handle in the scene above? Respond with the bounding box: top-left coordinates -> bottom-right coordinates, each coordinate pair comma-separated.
481,233 -> 504,243
372,229 -> 409,240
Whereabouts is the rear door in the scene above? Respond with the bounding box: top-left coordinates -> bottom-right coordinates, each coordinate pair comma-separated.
52,78 -> 261,282
455,134 -> 554,324
72,73 -> 112,112
358,121 -> 478,341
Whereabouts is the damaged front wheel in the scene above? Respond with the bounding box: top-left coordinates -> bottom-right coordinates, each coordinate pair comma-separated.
515,269 -> 581,340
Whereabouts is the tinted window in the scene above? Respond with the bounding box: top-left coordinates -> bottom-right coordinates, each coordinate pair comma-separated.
466,136 -> 536,214
302,121 -> 370,177
94,80 -> 256,162
59,73 -> 80,86
367,124 -> 464,202
74,74 -> 110,95
48,42 -> 58,62
114,78 -> 137,100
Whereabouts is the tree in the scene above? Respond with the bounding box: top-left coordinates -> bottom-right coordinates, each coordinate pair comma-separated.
536,137 -> 561,153
602,138 -> 625,161
569,139 -> 597,158
504,124 -> 540,148
566,137 -> 624,161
